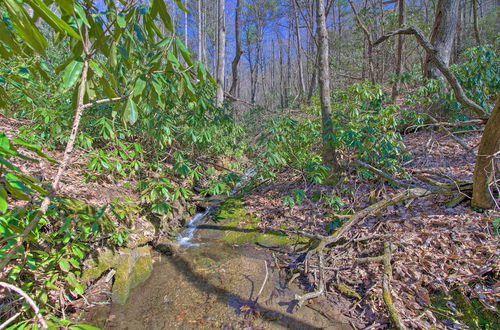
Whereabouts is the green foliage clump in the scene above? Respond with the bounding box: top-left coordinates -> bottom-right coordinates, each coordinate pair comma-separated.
406,45 -> 499,116
256,82 -> 409,183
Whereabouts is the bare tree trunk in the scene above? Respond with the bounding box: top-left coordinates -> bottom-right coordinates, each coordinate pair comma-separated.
229,0 -> 243,96
184,0 -> 188,46
293,0 -> 306,95
347,0 -> 375,84
317,0 -> 339,172
472,95 -> 500,209
197,0 -> 202,61
391,0 -> 405,102
472,0 -> 482,44
216,0 -> 226,107
424,0 -> 460,80
307,54 -> 318,101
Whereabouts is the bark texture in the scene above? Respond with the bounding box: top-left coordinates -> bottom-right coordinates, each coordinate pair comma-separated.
229,0 -> 243,96
216,0 -> 226,107
472,96 -> 500,209
316,0 -> 339,172
424,0 -> 459,80
391,0 -> 405,102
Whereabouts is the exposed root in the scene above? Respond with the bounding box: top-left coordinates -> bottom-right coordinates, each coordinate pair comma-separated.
294,249 -> 325,307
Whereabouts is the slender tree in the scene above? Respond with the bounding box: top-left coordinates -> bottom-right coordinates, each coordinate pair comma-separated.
391,0 -> 405,102
316,0 -> 339,172
230,0 -> 243,96
472,0 -> 482,45
216,0 -> 226,107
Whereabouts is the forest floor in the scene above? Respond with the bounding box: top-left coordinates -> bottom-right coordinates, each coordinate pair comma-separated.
3,113 -> 498,328
242,130 -> 499,329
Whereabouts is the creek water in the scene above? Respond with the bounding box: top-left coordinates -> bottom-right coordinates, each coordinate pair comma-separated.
87,169 -> 348,329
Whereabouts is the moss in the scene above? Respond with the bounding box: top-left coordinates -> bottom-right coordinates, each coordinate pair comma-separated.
81,249 -> 118,285
431,288 -> 499,329
216,197 -> 308,246
82,246 -> 153,305
111,253 -> 134,305
128,254 -> 153,289
334,283 -> 361,301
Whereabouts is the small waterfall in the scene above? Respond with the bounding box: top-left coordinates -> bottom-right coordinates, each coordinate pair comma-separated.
176,167 -> 256,247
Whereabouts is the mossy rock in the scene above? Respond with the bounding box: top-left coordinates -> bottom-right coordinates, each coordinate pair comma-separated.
216,197 -> 308,246
82,246 -> 153,305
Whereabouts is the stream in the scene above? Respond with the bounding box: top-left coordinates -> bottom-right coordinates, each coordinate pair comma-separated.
87,169 -> 349,329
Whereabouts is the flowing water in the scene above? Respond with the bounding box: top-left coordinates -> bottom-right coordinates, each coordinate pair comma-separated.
87,169 -> 348,329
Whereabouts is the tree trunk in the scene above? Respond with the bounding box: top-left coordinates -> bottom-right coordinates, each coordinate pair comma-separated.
472,96 -> 500,209
424,0 -> 459,80
216,0 -> 226,107
391,0 -> 405,102
293,0 -> 306,95
347,0 -> 375,84
472,0 -> 481,45
229,0 -> 243,97
184,0 -> 188,46
197,0 -> 202,61
316,0 -> 339,172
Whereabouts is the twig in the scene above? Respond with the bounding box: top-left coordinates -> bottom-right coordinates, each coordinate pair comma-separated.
295,249 -> 325,307
254,260 -> 268,303
82,95 -> 128,109
427,115 -> 475,155
0,282 -> 48,329
0,312 -> 21,330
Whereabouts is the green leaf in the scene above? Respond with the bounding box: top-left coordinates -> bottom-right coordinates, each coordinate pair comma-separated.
59,259 -> 70,272
74,3 -> 91,28
61,59 -> 84,90
124,98 -> 138,125
173,0 -> 189,12
152,0 -> 173,32
3,0 -> 48,55
77,324 -> 101,330
0,186 -> 8,213
133,76 -> 147,97
117,14 -> 126,28
55,0 -> 74,15
25,0 -> 81,40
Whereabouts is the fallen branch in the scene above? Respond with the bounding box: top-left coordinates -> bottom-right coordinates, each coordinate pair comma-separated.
381,242 -> 407,330
0,282 -> 48,329
0,312 -> 21,330
405,119 -> 486,133
254,260 -> 269,303
427,115 -> 475,155
355,159 -> 421,190
224,92 -> 255,107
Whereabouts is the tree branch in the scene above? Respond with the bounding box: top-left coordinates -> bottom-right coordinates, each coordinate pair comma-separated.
0,282 -> 48,329
373,27 -> 489,118
82,95 -> 128,109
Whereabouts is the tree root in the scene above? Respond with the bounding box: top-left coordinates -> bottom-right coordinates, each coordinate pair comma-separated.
295,249 -> 325,307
